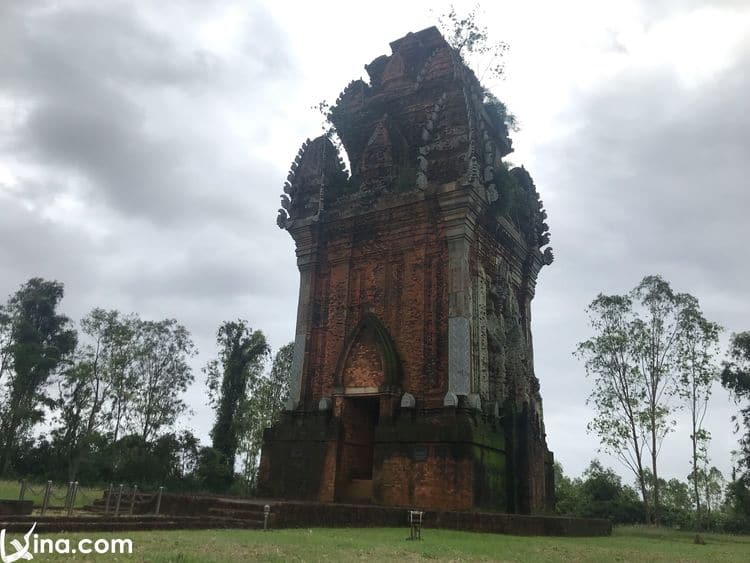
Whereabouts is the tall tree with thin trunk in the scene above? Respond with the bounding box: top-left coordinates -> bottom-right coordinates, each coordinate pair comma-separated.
206,320 -> 269,474
675,295 -> 721,520
721,332 -> 750,477
578,275 -> 703,524
0,278 -> 77,475
630,275 -> 686,525
577,293 -> 651,523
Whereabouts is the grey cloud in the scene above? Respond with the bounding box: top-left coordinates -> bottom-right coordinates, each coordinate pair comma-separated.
531,40 -> 750,478
1,1 -> 294,226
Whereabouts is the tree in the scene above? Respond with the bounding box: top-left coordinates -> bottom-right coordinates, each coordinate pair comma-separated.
206,320 -> 269,476
130,319 -> 196,442
631,276 -> 687,525
576,292 -> 652,522
0,278 -> 77,475
577,275 -> 711,524
437,4 -> 509,83
554,460 -> 643,524
675,296 -> 721,519
721,332 -> 750,477
237,342 -> 293,488
53,309 -> 138,478
84,309 -> 139,444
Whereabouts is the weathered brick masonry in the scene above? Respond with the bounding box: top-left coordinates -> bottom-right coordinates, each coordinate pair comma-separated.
259,26 -> 556,513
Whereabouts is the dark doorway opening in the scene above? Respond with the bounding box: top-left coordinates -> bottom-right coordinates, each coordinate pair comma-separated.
339,396 -> 380,502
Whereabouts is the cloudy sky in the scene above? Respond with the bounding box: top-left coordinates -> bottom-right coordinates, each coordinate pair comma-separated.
1,0 -> 748,484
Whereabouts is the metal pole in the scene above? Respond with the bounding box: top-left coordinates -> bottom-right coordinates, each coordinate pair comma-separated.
129,485 -> 138,515
67,482 -> 78,517
114,484 -> 123,517
104,483 -> 113,515
154,486 -> 163,516
263,505 -> 270,531
18,479 -> 26,501
41,481 -> 52,516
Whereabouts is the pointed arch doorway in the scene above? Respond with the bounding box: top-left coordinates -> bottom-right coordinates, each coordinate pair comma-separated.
333,314 -> 401,503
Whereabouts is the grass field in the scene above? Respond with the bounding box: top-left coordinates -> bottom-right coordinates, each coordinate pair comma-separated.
1,525 -> 747,562
0,479 -> 103,508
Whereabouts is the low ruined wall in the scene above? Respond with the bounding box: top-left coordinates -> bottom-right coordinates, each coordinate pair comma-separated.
0,500 -> 33,516
274,501 -> 611,537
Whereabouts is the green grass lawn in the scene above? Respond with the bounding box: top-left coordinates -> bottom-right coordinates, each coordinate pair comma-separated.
0,479 -> 103,509
1,525 -> 747,562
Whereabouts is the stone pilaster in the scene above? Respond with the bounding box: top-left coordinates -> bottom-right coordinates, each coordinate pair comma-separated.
438,183 -> 484,398
286,222 -> 318,409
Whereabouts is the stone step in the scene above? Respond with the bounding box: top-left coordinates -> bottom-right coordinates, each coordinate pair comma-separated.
0,517 -> 254,533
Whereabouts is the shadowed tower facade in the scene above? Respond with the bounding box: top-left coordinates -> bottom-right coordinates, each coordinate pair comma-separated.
258,27 -> 555,513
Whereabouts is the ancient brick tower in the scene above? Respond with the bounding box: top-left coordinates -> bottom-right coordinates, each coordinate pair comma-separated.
258,27 -> 555,513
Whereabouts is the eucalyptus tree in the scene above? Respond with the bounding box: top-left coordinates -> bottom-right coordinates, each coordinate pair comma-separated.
722,331 -> 750,476
577,292 -> 652,522
675,296 -> 722,517
630,276 -> 689,524
578,275 -> 710,524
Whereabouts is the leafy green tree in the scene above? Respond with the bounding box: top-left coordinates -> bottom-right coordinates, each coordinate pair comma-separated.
631,276 -> 687,525
0,278 -> 77,475
577,275 -> 713,524
554,460 -> 643,524
722,332 -> 750,476
83,309 -> 139,444
576,292 -> 651,522
237,342 -> 293,489
130,319 -> 196,442
206,320 -> 269,476
699,466 -> 725,516
437,4 -> 509,82
675,295 -> 721,519
53,309 -> 139,478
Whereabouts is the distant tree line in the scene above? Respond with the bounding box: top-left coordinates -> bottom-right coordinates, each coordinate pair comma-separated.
0,277 -> 291,493
576,274 -> 750,532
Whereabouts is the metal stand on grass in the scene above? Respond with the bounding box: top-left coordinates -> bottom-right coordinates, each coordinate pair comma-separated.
263,505 -> 270,531
408,510 -> 423,540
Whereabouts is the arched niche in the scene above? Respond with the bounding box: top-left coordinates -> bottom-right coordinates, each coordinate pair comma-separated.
334,313 -> 402,392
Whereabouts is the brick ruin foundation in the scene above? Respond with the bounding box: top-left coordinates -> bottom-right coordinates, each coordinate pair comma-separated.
258,26 -> 556,513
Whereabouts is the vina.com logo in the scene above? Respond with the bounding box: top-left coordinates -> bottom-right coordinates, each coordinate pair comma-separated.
0,523 -> 133,561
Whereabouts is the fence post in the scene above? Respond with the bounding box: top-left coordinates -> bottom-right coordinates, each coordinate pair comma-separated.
67,482 -> 78,517
64,481 -> 73,511
154,486 -> 163,516
18,479 -> 26,502
114,484 -> 124,517
104,483 -> 113,515
129,485 -> 138,515
41,481 -> 52,516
